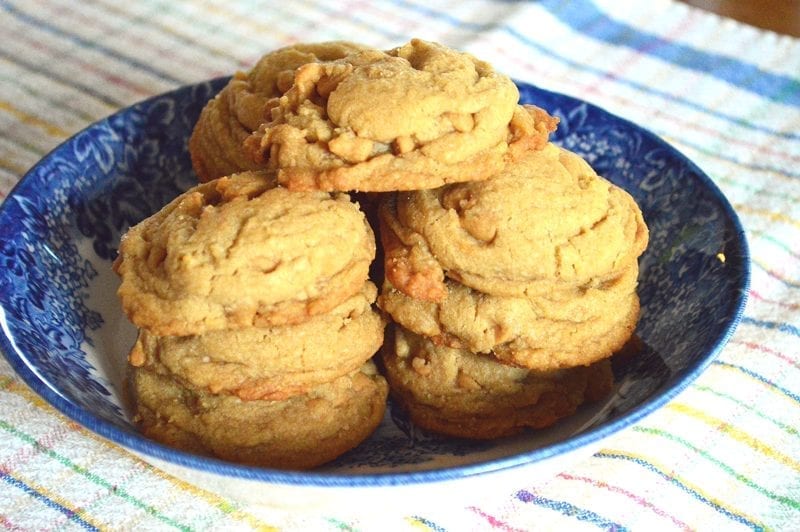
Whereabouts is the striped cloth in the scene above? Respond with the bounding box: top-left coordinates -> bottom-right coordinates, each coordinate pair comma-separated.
1,0 -> 798,529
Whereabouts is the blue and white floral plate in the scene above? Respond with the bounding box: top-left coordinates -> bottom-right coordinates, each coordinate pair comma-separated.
0,78 -> 749,512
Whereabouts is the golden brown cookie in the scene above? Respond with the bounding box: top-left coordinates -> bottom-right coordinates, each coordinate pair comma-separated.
379,264 -> 640,371
129,282 -> 385,400
244,39 -> 557,192
189,41 -> 373,182
382,326 -> 614,439
380,144 -> 649,300
131,361 -> 388,470
114,171 -> 375,336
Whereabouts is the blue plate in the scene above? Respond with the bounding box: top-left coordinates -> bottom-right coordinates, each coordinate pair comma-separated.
0,78 -> 749,492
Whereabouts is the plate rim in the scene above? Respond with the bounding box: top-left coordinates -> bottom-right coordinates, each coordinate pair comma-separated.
0,78 -> 750,488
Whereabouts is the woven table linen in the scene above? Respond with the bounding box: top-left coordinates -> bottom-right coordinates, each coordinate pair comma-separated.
0,0 -> 798,529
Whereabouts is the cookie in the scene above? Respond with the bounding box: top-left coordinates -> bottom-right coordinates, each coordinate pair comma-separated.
114,171 -> 375,336
380,143 -> 649,300
379,264 -> 640,370
129,282 -> 385,400
244,38 -> 558,192
131,361 -> 388,469
189,41 -> 373,182
381,326 -> 614,439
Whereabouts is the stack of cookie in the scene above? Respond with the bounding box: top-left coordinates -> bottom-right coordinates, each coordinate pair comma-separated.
116,37 -> 649,466
221,39 -> 609,440
114,172 -> 387,469
377,143 -> 649,438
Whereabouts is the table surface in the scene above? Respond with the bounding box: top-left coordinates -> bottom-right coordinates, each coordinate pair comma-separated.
1,1 -> 799,530
680,0 -> 800,36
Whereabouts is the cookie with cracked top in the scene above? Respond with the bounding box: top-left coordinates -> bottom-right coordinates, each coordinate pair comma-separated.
114,170 -> 375,336
132,361 -> 388,469
381,326 -> 613,440
245,38 -> 557,192
129,282 -> 385,401
189,41 -> 373,183
379,264 -> 640,371
379,143 -> 648,301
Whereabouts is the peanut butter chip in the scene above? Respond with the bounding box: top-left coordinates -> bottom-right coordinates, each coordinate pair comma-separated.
445,112 -> 475,132
456,370 -> 481,390
328,133 -> 374,163
393,135 -> 416,155
411,356 -> 432,376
